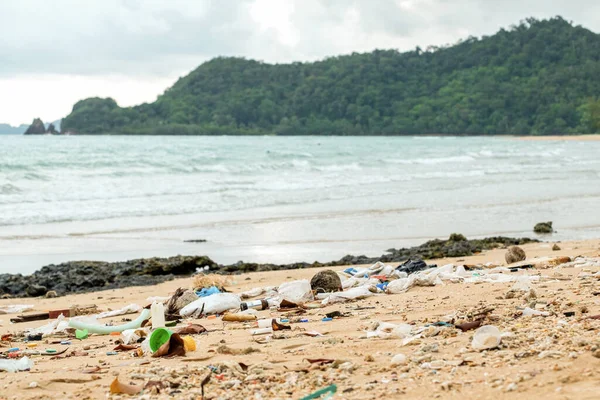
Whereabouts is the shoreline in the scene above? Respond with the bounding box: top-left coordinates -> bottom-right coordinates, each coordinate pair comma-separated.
1,238 -> 599,399
0,234 -> 539,297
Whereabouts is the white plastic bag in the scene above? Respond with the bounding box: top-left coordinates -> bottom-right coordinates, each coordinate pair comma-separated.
322,286 -> 375,305
96,304 -> 142,319
0,304 -> 34,314
180,293 -> 241,317
277,280 -> 313,304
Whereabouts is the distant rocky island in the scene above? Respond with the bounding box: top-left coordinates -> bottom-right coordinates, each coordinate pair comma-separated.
23,118 -> 61,135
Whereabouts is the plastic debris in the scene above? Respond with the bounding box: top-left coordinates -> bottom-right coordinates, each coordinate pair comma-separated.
196,286 -> 221,297
96,304 -> 142,319
68,308 -> 151,334
472,325 -> 502,350
300,384 -> 337,400
0,304 -> 34,314
277,280 -> 314,305
0,357 -> 34,373
180,293 -> 241,317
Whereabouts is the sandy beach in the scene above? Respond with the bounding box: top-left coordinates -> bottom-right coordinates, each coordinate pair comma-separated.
1,239 -> 600,399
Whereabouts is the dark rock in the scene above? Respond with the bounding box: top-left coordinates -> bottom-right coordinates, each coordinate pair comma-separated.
534,221 -> 553,234
25,284 -> 48,297
310,270 -> 342,293
24,118 -> 46,135
0,255 -> 217,298
552,244 -> 561,251
505,246 -> 527,264
46,123 -> 59,134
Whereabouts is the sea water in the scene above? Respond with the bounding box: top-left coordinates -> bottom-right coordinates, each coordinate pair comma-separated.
1,135 -> 599,273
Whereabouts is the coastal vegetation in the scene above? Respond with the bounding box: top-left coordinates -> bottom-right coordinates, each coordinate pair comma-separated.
61,17 -> 600,136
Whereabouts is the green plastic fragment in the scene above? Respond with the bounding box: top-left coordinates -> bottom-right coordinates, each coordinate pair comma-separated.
75,329 -> 89,339
300,384 -> 337,400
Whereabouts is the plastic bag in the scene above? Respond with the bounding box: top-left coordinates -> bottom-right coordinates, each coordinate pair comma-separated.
180,293 -> 241,317
277,280 -> 313,305
366,321 -> 413,339
0,304 -> 34,314
96,304 -> 142,319
321,286 -> 375,305
26,315 -> 69,337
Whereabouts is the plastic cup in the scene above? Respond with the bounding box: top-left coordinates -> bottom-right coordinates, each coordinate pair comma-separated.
149,328 -> 173,352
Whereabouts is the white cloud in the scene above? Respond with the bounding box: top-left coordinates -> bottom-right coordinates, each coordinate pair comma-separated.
1,0 -> 600,125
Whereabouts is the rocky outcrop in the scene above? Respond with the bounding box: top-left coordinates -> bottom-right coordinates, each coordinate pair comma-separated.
24,118 -> 47,135
534,222 -> 554,234
0,255 -> 217,297
46,123 -> 59,134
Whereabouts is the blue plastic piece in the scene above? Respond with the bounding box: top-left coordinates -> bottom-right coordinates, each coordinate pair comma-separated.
195,286 -> 221,297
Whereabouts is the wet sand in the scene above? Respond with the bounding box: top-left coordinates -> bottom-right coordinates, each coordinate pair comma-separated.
1,239 -> 600,399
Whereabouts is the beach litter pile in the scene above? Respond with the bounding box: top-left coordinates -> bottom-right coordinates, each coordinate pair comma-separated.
1,249 -> 600,399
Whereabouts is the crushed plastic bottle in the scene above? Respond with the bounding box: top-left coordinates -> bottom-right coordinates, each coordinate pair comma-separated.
0,357 -> 34,372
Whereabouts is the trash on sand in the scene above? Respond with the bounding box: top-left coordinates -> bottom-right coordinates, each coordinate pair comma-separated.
278,279 -> 314,305
303,331 -> 324,337
180,293 -> 241,317
175,324 -> 207,335
75,329 -> 89,340
182,336 -> 196,351
321,286 -> 375,305
113,344 -> 139,352
196,286 -> 221,297
150,301 -> 166,329
110,377 -> 143,395
272,319 -> 291,331
222,313 -> 257,322
10,312 -> 50,323
240,299 -> 269,311
149,328 -> 173,352
96,304 -> 142,319
120,329 -> 145,345
521,307 -> 550,317
395,259 -> 432,275
165,288 -> 198,317
27,315 -> 68,337
366,321 -> 413,339
300,384 -> 337,400
454,319 -> 484,332
68,308 -> 151,334
0,357 -> 34,372
251,328 -> 273,335
240,286 -> 274,299
471,325 -> 502,350
0,304 -> 34,314
151,332 -> 186,358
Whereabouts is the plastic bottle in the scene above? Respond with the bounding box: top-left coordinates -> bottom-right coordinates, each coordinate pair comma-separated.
151,302 -> 166,329
0,357 -> 34,372
240,299 -> 269,311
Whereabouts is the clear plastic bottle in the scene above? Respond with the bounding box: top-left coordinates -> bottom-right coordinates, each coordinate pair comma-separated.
151,302 -> 166,329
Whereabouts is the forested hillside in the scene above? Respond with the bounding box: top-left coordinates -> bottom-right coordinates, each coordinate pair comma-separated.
62,17 -> 600,135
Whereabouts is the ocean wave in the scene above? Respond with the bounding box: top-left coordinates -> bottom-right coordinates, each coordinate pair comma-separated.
0,183 -> 21,195
385,155 -> 475,165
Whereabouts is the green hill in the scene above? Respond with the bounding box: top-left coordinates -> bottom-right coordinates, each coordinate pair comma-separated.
61,17 -> 600,136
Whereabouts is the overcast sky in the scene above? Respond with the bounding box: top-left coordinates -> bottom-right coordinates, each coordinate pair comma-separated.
1,0 -> 599,126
